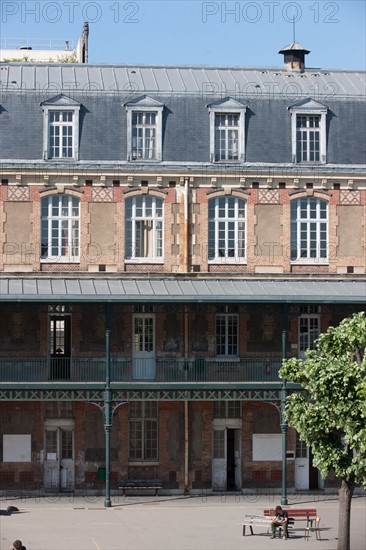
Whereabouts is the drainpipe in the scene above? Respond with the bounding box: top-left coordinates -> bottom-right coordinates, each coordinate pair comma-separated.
281,328 -> 288,506
184,304 -> 189,494
183,177 -> 189,272
104,311 -> 112,508
182,176 -> 190,494
184,392 -> 189,494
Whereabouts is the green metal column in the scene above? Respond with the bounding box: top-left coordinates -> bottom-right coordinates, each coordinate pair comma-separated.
104,326 -> 112,508
281,329 -> 288,506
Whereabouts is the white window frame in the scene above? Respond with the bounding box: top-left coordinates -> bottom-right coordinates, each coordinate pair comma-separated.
126,100 -> 163,162
208,196 -> 246,263
125,195 -> 164,262
290,197 -> 328,264
289,102 -> 327,164
41,195 -> 80,263
208,99 -> 246,163
42,102 -> 80,160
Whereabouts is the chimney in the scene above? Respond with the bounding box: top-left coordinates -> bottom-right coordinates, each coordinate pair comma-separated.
82,21 -> 89,63
278,41 -> 310,72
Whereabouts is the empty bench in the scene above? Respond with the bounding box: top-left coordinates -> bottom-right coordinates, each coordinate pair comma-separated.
117,479 -> 162,496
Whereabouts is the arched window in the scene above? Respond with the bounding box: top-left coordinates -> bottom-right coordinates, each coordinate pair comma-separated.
208,196 -> 246,261
41,195 -> 80,262
290,197 -> 328,261
125,195 -> 163,260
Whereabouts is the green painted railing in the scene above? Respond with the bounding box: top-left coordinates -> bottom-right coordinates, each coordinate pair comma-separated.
0,356 -> 282,383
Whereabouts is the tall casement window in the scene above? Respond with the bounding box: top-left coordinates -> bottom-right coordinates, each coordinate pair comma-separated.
216,305 -> 238,356
132,112 -> 157,160
296,115 -> 320,162
129,401 -> 158,460
289,99 -> 328,164
125,96 -> 164,161
41,95 -> 81,160
208,98 -> 247,162
208,196 -> 246,261
299,305 -> 320,358
291,198 -> 328,262
41,195 -> 80,262
48,305 -> 72,380
125,195 -> 163,260
214,113 -> 240,161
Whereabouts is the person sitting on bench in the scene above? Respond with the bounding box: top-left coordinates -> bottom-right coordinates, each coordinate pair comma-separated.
271,505 -> 289,539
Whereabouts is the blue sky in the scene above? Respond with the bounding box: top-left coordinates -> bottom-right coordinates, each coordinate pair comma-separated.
1,0 -> 365,69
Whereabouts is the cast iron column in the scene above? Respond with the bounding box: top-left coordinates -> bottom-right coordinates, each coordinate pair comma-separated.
104,326 -> 112,508
281,329 -> 288,506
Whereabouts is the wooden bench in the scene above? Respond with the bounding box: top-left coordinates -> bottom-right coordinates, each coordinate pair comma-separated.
264,508 -> 318,527
117,479 -> 162,496
241,508 -> 317,537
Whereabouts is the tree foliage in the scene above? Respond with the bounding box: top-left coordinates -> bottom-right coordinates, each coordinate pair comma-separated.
280,311 -> 366,485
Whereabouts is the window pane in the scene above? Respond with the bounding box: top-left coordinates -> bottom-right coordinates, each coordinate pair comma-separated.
48,110 -> 74,159
213,430 -> 225,459
291,198 -> 328,261
216,313 -> 238,355
131,111 -> 157,160
129,420 -> 142,459
144,420 -> 158,460
296,115 -> 320,163
125,196 -> 163,259
41,196 -> 80,260
214,113 -> 240,161
208,197 -> 246,260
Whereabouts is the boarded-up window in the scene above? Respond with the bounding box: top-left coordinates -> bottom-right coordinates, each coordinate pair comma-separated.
3,434 -> 31,462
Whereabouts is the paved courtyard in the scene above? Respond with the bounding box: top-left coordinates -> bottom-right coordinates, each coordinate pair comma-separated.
1,493 -> 365,550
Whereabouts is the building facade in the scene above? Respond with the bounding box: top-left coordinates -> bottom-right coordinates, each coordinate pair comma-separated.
0,44 -> 365,495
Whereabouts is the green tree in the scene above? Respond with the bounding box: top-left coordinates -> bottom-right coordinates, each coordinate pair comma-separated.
280,311 -> 366,550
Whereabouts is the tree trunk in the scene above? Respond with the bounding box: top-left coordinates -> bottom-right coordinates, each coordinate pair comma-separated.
337,478 -> 355,550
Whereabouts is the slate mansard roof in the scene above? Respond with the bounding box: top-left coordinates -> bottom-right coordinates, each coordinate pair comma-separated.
0,62 -> 365,168
1,62 -> 365,96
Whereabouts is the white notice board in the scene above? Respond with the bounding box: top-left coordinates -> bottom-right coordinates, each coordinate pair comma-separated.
3,434 -> 32,462
252,434 -> 282,461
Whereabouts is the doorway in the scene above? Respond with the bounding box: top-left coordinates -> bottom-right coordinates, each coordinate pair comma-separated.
44,420 -> 74,491
295,432 -> 309,490
132,314 -> 155,379
212,426 -> 241,491
49,315 -> 71,380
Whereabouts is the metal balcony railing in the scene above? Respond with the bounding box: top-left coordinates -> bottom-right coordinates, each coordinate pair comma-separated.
0,356 -> 282,384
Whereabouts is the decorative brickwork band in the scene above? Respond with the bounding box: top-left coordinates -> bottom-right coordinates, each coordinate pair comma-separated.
92,188 -> 114,202
340,190 -> 361,205
258,190 -> 280,204
7,187 -> 30,201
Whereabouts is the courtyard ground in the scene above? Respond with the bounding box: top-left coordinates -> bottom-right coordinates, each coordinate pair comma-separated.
1,492 -> 365,550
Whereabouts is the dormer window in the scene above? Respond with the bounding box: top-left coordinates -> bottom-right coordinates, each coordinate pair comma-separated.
125,96 -> 164,161
41,95 -> 81,160
208,98 -> 247,163
289,99 -> 328,164
132,111 -> 157,160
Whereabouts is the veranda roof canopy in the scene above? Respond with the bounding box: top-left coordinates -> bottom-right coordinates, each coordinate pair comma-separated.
0,278 -> 365,304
